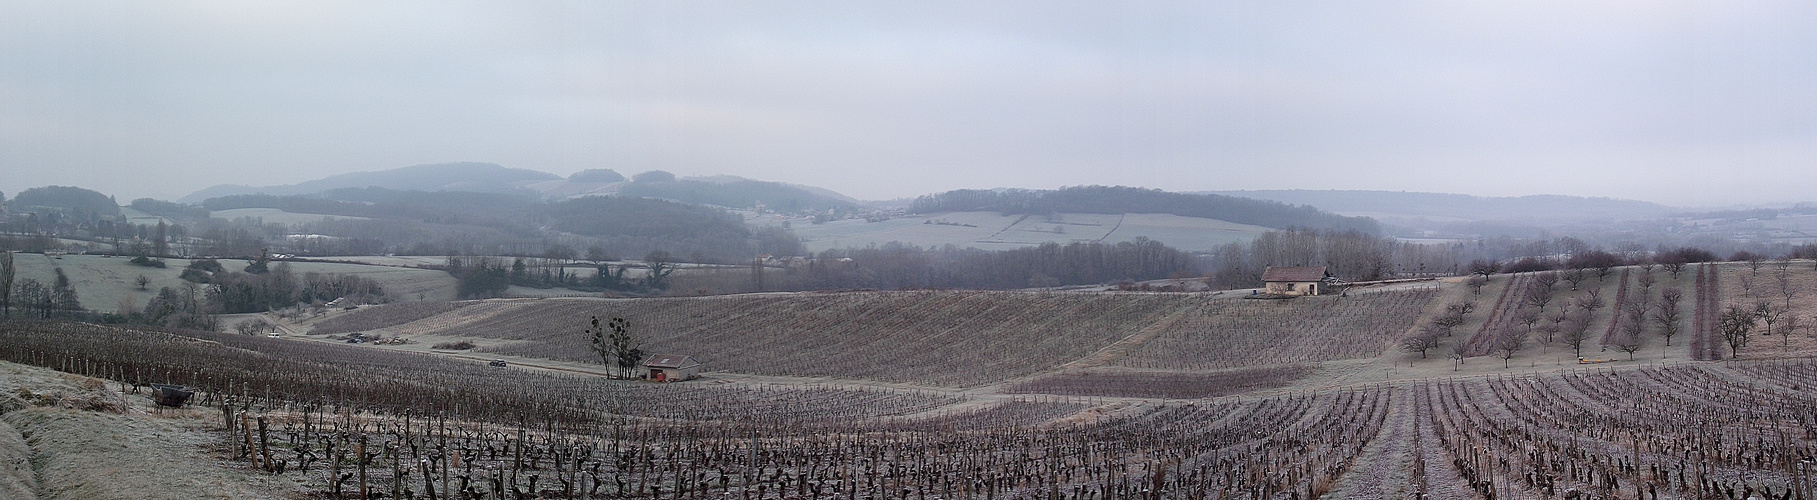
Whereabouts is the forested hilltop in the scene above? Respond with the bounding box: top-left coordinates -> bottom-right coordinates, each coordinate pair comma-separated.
911,185 -> 1381,234
201,188 -> 801,262
613,176 -> 857,213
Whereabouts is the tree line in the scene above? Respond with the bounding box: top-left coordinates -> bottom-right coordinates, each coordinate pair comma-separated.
0,250 -> 385,330
1205,229 -> 1466,289
0,253 -> 82,320
446,250 -> 685,299
1201,228 -> 1817,291
4,184 -> 807,264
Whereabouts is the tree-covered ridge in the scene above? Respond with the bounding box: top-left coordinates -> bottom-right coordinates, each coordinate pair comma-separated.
567,168 -> 626,183
910,185 -> 1380,234
203,188 -> 542,223
199,188 -> 802,262
544,196 -> 802,262
616,177 -> 857,213
8,185 -> 121,219
180,161 -> 560,202
128,198 -> 211,220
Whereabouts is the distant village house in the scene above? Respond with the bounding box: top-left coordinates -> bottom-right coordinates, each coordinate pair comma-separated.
642,354 -> 702,382
1261,266 -> 1334,296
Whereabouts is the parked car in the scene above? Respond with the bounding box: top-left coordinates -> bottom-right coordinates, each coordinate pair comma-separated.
488,359 -> 507,367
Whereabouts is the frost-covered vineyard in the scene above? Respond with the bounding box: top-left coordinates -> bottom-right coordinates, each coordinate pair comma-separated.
4,321 -> 1817,498
329,288 -> 1436,387
6,262 -> 1817,498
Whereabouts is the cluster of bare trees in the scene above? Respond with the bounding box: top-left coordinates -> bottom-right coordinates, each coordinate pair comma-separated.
1702,257 -> 1817,358
0,256 -> 84,320
1209,228 -> 1467,289
1400,300 -> 1475,360
1406,263 -> 1703,366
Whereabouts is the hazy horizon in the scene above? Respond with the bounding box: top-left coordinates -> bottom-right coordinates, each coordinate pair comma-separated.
3,1 -> 1813,207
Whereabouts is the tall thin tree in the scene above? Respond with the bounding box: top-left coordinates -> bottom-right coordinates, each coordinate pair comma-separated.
0,251 -> 13,318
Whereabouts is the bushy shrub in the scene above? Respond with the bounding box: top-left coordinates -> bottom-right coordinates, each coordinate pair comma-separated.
128,256 -> 166,268
431,340 -> 476,350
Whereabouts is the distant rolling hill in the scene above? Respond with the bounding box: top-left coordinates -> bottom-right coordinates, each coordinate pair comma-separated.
174,163 -> 1416,255
776,185 -> 1380,253
182,162 -> 559,203
185,163 -> 859,214
913,186 -> 1380,234
772,211 -> 1275,253
1208,190 -> 1676,223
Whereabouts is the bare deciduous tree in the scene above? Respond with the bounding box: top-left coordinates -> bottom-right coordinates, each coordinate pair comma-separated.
1432,311 -> 1466,333
1779,314 -> 1800,351
1533,270 -> 1560,290
642,250 -> 677,289
1466,275 -> 1489,297
1613,332 -> 1644,361
1515,307 -> 1542,334
0,251 -> 12,318
1777,263 -> 1797,308
1654,288 -> 1684,346
587,315 -> 643,379
1755,301 -> 1785,338
1495,328 -> 1528,368
1719,304 -> 1757,358
1401,326 -> 1443,358
1524,280 -> 1556,311
1562,311 -> 1595,358
1468,259 -> 1500,276
1445,301 -> 1476,317
1561,269 -> 1587,290
1450,340 -> 1470,365
1536,322 -> 1561,344
1593,264 -> 1616,282
1576,289 -> 1605,314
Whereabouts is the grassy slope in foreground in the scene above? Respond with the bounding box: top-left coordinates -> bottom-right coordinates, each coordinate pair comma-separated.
0,360 -> 306,500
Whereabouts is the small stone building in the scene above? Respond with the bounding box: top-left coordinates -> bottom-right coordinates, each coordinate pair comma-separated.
642,354 -> 702,382
1261,266 -> 1333,296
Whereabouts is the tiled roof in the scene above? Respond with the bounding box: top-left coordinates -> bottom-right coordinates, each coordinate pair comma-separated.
643,354 -> 699,369
1261,266 -> 1329,282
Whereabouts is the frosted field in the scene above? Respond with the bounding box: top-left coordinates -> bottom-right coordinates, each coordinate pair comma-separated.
210,207 -> 371,224
8,254 -> 458,313
773,211 -> 1270,252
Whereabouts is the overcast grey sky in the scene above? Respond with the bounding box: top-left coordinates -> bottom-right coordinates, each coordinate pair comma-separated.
2,1 -> 1812,206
